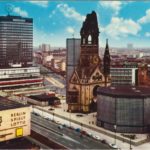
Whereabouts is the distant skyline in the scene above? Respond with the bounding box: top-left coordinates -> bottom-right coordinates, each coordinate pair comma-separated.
0,1 -> 150,48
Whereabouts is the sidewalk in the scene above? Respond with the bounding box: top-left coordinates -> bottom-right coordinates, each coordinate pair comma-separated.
33,103 -> 150,150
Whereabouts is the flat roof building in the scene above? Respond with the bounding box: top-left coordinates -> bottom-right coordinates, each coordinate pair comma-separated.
97,86 -> 150,133
0,15 -> 43,89
0,96 -> 31,142
110,67 -> 138,86
0,15 -> 33,68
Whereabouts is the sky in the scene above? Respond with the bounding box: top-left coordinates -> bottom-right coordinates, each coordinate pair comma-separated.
0,0 -> 150,48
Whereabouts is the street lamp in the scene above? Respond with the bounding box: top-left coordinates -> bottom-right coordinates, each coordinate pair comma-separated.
81,123 -> 83,131
53,113 -> 55,121
69,109 -> 71,127
130,136 -> 132,150
114,125 -> 117,145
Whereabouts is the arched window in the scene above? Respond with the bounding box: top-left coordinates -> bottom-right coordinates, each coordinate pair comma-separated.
88,35 -> 92,44
83,38 -> 85,44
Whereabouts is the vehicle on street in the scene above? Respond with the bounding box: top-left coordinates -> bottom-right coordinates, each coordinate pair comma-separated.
49,108 -> 55,111
62,123 -> 68,127
45,117 -> 51,121
81,130 -> 87,135
69,126 -> 75,130
75,128 -> 81,132
109,143 -> 119,149
76,114 -> 83,117
101,139 -> 108,144
87,132 -> 92,137
56,120 -> 61,124
94,135 -> 101,140
58,125 -> 63,129
33,112 -> 39,116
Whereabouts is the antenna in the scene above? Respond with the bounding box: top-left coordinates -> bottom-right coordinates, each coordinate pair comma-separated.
5,4 -> 13,16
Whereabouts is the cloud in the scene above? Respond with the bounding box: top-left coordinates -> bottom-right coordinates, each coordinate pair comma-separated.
103,17 -> 141,39
145,32 -> 150,37
66,26 -> 75,34
29,1 -> 49,8
13,7 -> 28,17
56,3 -> 85,22
138,9 -> 150,24
49,10 -> 56,18
99,1 -> 122,15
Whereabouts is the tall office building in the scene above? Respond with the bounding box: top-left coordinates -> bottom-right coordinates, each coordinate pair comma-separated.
0,15 -> 33,68
0,15 -> 43,89
66,39 -> 80,105
66,38 -> 81,85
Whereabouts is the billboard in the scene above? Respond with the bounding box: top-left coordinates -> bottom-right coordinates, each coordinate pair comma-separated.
0,106 -> 31,142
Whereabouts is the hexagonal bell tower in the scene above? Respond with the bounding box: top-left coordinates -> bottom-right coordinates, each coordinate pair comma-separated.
67,11 -> 110,113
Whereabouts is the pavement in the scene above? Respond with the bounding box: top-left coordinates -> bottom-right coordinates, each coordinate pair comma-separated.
33,103 -> 150,150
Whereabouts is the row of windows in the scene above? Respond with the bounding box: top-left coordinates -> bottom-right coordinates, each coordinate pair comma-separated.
0,46 -> 32,48
0,35 -> 32,38
0,41 -> 32,44
112,76 -> 132,79
0,24 -> 32,27
0,37 -> 32,40
0,38 -> 32,41
0,32 -> 32,35
0,69 -> 39,75
0,26 -> 32,30
0,22 -> 32,26
111,70 -> 132,73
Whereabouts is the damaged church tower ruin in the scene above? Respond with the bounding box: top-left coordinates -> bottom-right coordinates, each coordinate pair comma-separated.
67,11 -> 111,113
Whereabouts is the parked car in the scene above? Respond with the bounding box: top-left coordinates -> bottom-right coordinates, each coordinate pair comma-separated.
76,114 -> 83,117
56,120 -> 61,124
49,108 -> 54,111
87,132 -> 92,137
33,113 -> 39,116
94,135 -> 101,140
81,130 -> 87,135
75,128 -> 81,132
101,139 -> 108,144
69,126 -> 75,130
45,117 -> 51,121
58,125 -> 63,129
109,143 -> 119,149
62,124 -> 68,127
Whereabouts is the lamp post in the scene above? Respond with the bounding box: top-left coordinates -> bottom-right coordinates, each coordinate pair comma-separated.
81,123 -> 83,131
53,113 -> 54,121
130,136 -> 132,150
114,125 -> 117,145
69,109 -> 71,127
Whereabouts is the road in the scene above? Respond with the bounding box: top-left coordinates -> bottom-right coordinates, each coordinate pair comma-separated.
31,113 -> 110,149
45,76 -> 64,89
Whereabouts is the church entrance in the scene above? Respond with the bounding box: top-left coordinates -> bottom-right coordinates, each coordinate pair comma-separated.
89,85 -> 100,112
93,85 -> 100,97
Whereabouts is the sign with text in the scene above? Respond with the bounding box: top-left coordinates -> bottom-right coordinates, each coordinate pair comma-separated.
0,106 -> 31,142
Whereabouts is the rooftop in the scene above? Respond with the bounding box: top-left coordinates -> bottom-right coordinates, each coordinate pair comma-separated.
0,15 -> 32,22
28,94 -> 59,102
0,96 -> 29,111
97,86 -> 150,98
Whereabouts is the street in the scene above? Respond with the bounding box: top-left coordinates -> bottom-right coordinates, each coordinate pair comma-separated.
31,113 -> 110,149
